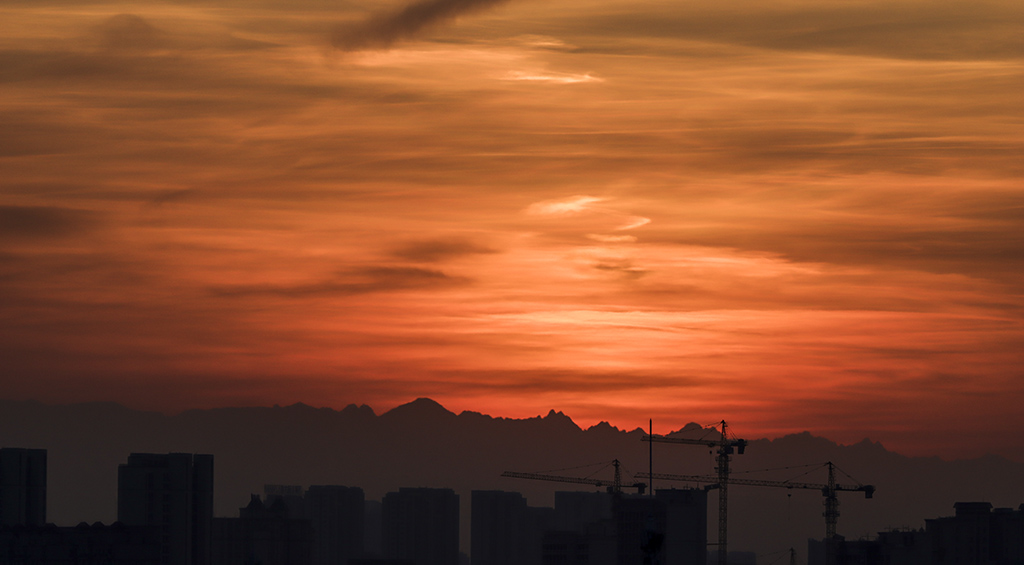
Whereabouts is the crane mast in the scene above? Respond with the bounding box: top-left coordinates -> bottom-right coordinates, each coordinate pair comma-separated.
643,420 -> 746,565
717,424 -> 730,565
824,461 -> 839,541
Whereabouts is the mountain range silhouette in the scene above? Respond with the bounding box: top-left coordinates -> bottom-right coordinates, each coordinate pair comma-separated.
2,397 -> 1022,558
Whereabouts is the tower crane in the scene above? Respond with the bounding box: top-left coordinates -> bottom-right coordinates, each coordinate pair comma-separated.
643,420 -> 747,565
501,459 -> 647,494
636,462 -> 874,542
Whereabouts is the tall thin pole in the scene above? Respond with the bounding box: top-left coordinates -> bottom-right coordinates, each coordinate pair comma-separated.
649,419 -> 654,498
717,420 -> 730,565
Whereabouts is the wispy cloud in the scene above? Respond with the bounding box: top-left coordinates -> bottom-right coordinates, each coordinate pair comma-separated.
587,234 -> 637,243
502,71 -> 602,84
526,195 -> 605,216
2,0 -> 1023,461
614,216 -> 650,231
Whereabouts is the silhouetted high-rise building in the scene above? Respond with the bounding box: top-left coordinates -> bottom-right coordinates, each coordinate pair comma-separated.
540,489 -> 706,565
118,453 -> 214,565
543,518 -> 617,565
658,488 -> 707,565
808,502 -> 1024,565
212,494 -> 314,565
554,491 -> 613,534
365,499 -> 384,558
542,529 -> 593,565
382,487 -> 459,565
472,490 -> 552,565
0,448 -> 46,527
990,506 -> 1024,565
925,502 -> 1024,565
873,529 -> 929,565
266,485 -> 306,519
305,485 -> 365,565
613,495 -> 664,565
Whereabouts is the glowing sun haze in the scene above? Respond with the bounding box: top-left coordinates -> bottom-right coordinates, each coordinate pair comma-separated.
2,0 -> 1023,460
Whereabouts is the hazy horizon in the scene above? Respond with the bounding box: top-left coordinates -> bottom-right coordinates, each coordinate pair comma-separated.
2,396 -> 1015,464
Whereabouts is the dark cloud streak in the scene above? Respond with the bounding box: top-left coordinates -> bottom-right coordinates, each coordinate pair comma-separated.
393,237 -> 497,262
210,266 -> 468,298
558,0 -> 1024,61
0,205 -> 100,240
332,0 -> 512,51
96,14 -> 167,51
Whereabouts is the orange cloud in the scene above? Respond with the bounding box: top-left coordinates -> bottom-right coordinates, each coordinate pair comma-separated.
1,0 -> 1022,461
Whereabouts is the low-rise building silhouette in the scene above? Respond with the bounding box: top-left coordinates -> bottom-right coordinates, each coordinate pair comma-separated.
0,521 -> 162,564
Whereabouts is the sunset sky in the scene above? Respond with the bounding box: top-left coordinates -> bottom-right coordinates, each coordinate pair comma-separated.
2,0 -> 1022,461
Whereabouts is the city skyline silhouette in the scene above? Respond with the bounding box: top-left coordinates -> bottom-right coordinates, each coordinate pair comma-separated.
2,0 -> 1022,560
3,397 -> 1024,564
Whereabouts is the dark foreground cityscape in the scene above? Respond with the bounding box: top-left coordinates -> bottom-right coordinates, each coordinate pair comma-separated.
1,447 -> 1022,565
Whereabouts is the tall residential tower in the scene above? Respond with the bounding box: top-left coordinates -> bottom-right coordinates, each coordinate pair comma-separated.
0,448 -> 46,527
118,453 -> 213,565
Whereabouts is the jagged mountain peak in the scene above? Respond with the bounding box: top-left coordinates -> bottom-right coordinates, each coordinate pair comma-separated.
586,421 -> 620,433
666,421 -> 719,438
541,409 -> 580,429
382,397 -> 455,420
341,403 -> 376,417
